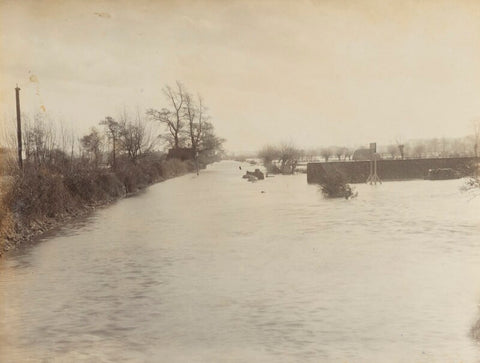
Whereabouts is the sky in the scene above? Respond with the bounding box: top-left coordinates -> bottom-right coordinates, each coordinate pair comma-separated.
1,0 -> 480,153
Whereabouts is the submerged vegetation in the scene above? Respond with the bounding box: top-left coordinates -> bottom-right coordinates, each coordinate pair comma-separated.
258,143 -> 302,174
462,171 -> 480,197
318,172 -> 357,199
256,142 -> 357,198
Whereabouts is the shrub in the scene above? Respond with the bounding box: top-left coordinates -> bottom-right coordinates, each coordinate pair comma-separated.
94,171 -> 125,199
3,168 -> 74,223
0,152 -> 198,248
64,171 -> 95,202
318,172 -> 357,199
161,159 -> 192,178
0,186 -> 15,245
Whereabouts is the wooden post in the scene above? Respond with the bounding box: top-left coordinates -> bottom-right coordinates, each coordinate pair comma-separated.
195,150 -> 199,176
15,85 -> 23,169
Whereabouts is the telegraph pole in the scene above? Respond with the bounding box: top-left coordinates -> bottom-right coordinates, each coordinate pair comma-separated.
15,85 -> 23,169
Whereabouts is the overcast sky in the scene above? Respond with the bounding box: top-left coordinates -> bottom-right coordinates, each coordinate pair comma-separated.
1,0 -> 480,153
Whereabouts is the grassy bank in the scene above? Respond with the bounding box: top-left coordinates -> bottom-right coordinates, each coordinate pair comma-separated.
0,155 -> 195,256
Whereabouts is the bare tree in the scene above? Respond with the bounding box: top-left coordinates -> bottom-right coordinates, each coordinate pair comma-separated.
440,137 -> 449,157
303,148 -> 317,162
343,148 -> 352,160
387,144 -> 397,159
277,143 -> 301,174
259,145 -> 280,172
69,129 -> 76,168
397,143 -> 405,159
196,121 -> 225,165
22,113 -> 59,167
184,92 -> 206,174
118,112 -> 156,164
334,147 -> 344,161
429,138 -> 439,157
146,81 -> 186,149
473,120 -> 480,158
80,127 -> 103,168
413,143 -> 426,158
100,116 -> 120,169
320,148 -> 332,162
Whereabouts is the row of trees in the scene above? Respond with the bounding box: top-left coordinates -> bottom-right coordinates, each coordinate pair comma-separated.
0,82 -> 225,250
277,121 -> 480,163
82,112 -> 156,169
289,135 -> 479,163
1,111 -> 156,174
1,82 -> 224,175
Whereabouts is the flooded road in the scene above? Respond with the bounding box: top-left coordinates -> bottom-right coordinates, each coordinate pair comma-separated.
1,161 -> 480,362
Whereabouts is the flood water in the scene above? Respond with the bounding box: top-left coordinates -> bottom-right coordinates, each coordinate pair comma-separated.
1,161 -> 480,362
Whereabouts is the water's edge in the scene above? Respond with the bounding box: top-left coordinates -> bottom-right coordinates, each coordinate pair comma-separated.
0,172 -> 189,257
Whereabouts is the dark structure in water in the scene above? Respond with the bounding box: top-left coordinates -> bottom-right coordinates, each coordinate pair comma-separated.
242,169 -> 265,182
167,147 -> 194,161
425,168 -> 460,180
307,157 -> 477,184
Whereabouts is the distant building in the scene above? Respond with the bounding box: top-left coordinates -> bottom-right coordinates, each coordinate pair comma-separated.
167,147 -> 194,161
352,148 -> 374,161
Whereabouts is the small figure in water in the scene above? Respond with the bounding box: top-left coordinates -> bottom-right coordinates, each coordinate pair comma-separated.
239,166 -> 242,170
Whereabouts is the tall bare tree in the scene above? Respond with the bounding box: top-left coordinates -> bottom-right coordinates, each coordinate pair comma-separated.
100,116 -> 120,169
146,81 -> 186,149
413,143 -> 426,158
259,145 -> 280,172
334,147 -> 345,161
387,144 -> 397,159
320,148 -> 332,162
196,121 -> 225,164
80,127 -> 103,168
23,113 -> 58,167
278,143 -> 301,174
396,139 -> 405,160
184,92 -> 207,174
473,120 -> 480,158
118,111 -> 156,164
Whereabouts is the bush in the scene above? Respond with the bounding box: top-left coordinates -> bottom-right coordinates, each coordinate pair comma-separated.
4,168 -> 74,221
94,171 -> 125,199
318,172 -> 357,199
0,187 -> 15,245
161,158 -> 194,178
0,152 -> 198,249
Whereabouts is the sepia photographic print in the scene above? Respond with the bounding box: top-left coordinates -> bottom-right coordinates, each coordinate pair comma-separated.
1,0 -> 480,362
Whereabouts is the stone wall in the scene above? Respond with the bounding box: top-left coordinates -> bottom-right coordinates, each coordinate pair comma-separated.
307,157 -> 477,184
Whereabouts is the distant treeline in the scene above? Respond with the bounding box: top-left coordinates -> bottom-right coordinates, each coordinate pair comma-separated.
249,134 -> 479,174
303,135 -> 479,161
294,136 -> 478,163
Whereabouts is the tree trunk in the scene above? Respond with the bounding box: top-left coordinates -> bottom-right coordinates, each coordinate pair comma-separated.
112,136 -> 116,170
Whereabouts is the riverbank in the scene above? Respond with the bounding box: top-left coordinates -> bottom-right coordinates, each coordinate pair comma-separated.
0,156 -> 196,257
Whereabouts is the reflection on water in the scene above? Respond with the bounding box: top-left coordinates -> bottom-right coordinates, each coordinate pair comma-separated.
1,161 -> 480,362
